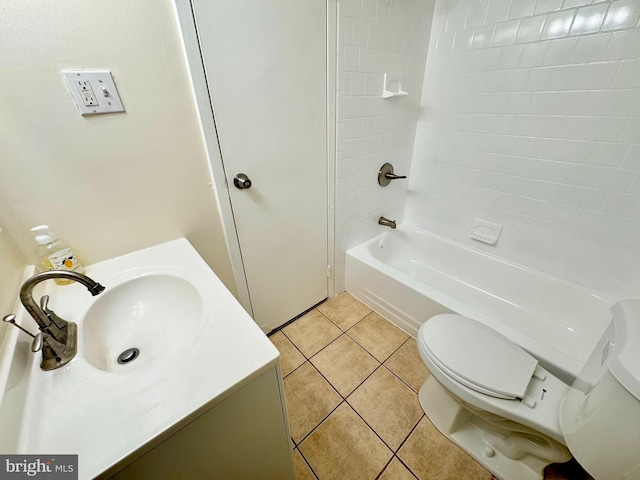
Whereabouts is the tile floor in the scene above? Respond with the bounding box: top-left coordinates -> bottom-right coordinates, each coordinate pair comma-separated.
269,292 -> 593,480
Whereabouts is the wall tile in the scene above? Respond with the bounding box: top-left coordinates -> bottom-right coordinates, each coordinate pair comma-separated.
573,33 -> 611,63
535,0 -> 564,15
509,0 -> 536,20
335,0 -> 434,293
563,0 -> 593,7
472,24 -> 495,49
336,0 -> 640,297
613,89 -> 640,116
361,0 -> 377,22
601,192 -> 639,216
581,89 -> 621,115
578,61 -> 619,89
541,9 -> 576,39
621,117 -> 640,143
493,20 -> 521,46
486,0 -> 513,24
404,0 -> 640,298
516,15 -> 547,43
597,167 -> 637,192
622,145 -> 640,169
345,0 -> 362,18
352,18 -> 369,47
604,29 -> 640,60
587,116 -> 628,142
602,0 -> 640,31
570,3 -> 609,35
519,41 -> 550,66
611,58 -> 640,88
344,46 -> 360,71
453,28 -> 475,52
466,0 -> 490,29
543,37 -> 579,65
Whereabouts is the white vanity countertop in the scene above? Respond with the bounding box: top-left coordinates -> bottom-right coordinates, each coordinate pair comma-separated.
3,239 -> 280,479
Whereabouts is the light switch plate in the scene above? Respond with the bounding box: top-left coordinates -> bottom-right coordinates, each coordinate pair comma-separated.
62,70 -> 125,116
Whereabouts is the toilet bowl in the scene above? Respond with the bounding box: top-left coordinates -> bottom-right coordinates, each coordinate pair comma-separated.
417,301 -> 640,480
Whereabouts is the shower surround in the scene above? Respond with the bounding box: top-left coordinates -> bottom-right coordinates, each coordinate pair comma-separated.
335,0 -> 640,299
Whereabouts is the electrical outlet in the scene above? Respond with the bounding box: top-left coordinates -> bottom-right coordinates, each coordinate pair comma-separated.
74,80 -> 99,107
62,70 -> 125,116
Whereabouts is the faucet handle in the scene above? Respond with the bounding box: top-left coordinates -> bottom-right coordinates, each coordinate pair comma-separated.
32,332 -> 44,352
31,331 -> 66,357
40,294 -> 50,312
3,314 -> 37,338
39,295 -> 68,331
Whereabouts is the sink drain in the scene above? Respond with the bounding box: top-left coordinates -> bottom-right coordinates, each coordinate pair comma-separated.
117,348 -> 140,364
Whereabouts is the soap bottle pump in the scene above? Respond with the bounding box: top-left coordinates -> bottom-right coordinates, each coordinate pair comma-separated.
31,225 -> 84,285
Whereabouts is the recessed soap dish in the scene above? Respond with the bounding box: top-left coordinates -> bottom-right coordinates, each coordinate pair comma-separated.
469,218 -> 503,246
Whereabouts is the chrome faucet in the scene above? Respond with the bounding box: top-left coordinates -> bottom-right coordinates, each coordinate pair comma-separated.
378,216 -> 397,229
10,270 -> 105,370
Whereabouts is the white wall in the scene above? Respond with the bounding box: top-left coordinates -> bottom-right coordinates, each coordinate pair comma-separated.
335,0 -> 436,291
0,224 -> 26,344
407,0 -> 640,297
0,1 -> 235,295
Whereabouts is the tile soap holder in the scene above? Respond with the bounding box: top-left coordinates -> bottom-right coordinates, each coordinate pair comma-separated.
382,73 -> 408,99
470,218 -> 503,246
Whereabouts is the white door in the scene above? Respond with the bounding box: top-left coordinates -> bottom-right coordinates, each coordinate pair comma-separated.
191,0 -> 328,332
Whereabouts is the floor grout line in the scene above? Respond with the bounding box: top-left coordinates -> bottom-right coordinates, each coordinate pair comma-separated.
281,306 -> 425,479
276,296 -> 592,480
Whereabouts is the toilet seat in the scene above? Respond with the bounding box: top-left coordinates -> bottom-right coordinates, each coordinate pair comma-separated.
419,314 -> 538,399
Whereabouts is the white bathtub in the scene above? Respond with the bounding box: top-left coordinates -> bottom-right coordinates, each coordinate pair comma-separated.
345,225 -> 614,384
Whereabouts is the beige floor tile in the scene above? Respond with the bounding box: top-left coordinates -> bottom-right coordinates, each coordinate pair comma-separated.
283,362 -> 342,444
397,417 -> 493,480
316,292 -> 372,330
310,334 -> 379,396
293,448 -> 317,480
384,338 -> 430,392
348,312 -> 409,362
379,457 -> 418,480
300,402 -> 393,480
348,366 -> 424,451
269,331 -> 306,377
283,309 -> 342,357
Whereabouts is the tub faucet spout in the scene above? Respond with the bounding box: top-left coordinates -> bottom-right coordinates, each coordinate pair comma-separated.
18,270 -> 105,370
378,216 -> 397,229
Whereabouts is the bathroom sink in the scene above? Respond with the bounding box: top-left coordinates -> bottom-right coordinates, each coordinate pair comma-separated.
82,271 -> 204,372
0,238 -> 283,479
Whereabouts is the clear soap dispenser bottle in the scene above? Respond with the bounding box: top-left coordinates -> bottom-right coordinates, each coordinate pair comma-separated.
31,225 -> 84,285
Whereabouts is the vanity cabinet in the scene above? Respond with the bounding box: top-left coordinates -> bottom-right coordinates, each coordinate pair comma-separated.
106,365 -> 294,480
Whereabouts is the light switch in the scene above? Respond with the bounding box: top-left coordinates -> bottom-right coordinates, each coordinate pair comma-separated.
62,70 -> 125,116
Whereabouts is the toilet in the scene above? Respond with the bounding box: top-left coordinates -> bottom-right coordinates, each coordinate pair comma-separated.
416,300 -> 640,480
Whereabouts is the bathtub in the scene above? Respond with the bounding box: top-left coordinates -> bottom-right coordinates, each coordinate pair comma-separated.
345,225 -> 614,384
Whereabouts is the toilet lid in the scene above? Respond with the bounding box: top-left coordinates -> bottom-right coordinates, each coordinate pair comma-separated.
420,314 -> 538,399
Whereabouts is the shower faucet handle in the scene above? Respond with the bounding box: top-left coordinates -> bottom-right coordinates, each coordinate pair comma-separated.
385,172 -> 407,180
378,163 -> 407,186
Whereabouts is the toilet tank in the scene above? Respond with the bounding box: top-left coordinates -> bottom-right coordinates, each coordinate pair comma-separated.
559,300 -> 640,480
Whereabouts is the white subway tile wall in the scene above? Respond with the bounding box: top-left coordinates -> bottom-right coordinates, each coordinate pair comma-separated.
407,0 -> 640,297
335,0 -> 436,292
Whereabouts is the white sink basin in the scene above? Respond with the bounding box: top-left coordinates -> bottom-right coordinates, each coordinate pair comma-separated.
0,239 -> 280,479
82,271 -> 204,372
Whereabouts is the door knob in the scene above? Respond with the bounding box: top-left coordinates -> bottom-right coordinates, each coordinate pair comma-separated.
233,173 -> 252,190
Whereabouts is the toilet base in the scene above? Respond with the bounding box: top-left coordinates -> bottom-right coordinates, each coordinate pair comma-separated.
419,376 -> 571,480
